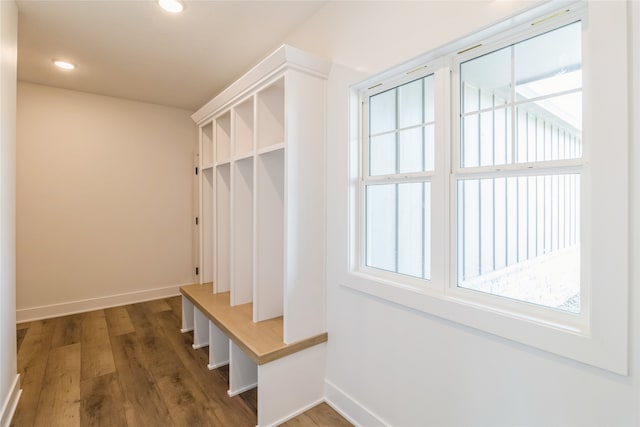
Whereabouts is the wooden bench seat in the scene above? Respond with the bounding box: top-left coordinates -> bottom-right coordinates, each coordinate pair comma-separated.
180,283 -> 327,365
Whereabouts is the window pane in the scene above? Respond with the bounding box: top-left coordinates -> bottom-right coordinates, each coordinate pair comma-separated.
456,174 -> 580,313
461,46 -> 511,114
462,113 -> 479,167
515,22 -> 581,100
480,178 -> 494,274
459,179 -> 480,279
462,82 -> 480,115
369,133 -> 396,176
366,182 -> 430,280
462,107 -> 512,168
366,184 -> 396,272
516,92 -> 582,163
425,123 -> 435,171
494,107 -> 510,165
461,22 -> 581,168
516,107 -> 529,163
399,128 -> 423,174
517,70 -> 582,102
534,91 -> 582,135
398,183 -> 424,278
424,75 -> 435,123
398,79 -> 423,128
480,109 -> 494,166
370,89 -> 396,135
424,183 -> 431,279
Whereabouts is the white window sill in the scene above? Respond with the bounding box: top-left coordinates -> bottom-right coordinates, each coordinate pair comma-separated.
340,269 -> 625,375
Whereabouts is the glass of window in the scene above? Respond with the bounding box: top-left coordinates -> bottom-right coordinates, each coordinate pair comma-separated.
457,22 -> 582,313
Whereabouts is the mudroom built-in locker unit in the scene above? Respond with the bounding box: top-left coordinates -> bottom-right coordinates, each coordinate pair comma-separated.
180,45 -> 331,427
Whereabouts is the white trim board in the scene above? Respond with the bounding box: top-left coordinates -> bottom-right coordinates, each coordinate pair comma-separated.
16,283 -> 185,323
0,375 -> 21,427
263,398 -> 325,427
324,380 -> 389,427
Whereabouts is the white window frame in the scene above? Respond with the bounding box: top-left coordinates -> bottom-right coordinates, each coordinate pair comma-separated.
344,1 -> 630,375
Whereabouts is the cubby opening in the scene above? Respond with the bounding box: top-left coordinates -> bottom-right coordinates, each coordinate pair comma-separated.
202,168 -> 214,284
256,77 -> 285,150
228,341 -> 258,396
234,97 -> 254,158
215,164 -> 231,293
216,113 -> 231,164
231,157 -> 254,306
201,121 -> 214,167
254,149 -> 285,322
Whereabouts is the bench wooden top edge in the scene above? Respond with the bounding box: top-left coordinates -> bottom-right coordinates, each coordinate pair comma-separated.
180,283 -> 327,365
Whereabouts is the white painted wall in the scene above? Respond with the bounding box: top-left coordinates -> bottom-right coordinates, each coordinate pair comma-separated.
287,1 -> 640,425
285,1 -> 539,76
16,83 -> 196,321
0,1 -> 20,425
632,2 -> 640,425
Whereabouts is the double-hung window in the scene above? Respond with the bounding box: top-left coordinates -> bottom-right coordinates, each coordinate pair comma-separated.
349,2 -> 630,374
360,18 -> 584,312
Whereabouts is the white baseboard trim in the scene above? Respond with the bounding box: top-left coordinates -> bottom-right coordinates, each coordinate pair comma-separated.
180,328 -> 194,333
263,398 -> 325,427
0,374 -> 21,427
16,283 -> 187,323
207,361 -> 229,370
192,343 -> 208,350
227,383 -> 257,397
324,379 -> 388,427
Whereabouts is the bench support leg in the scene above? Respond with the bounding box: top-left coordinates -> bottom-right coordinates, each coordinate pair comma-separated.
192,308 -> 209,349
180,296 -> 194,333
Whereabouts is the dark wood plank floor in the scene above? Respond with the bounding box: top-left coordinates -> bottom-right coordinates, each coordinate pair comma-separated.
12,296 -> 351,427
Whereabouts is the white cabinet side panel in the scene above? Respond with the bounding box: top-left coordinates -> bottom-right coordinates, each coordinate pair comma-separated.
283,71 -> 327,343
257,343 -> 326,427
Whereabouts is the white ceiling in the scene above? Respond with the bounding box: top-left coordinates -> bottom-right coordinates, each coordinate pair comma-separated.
16,0 -> 327,111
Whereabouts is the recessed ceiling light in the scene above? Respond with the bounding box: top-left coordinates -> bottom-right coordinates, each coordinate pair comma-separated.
52,60 -> 76,70
158,0 -> 183,13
